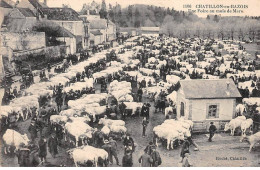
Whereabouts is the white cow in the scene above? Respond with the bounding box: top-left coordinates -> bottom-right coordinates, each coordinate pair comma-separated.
248,132 -> 260,152
224,116 -> 246,136
240,118 -> 253,137
69,146 -> 108,167
241,132 -> 260,152
235,104 -> 246,116
2,129 -> 30,154
98,118 -> 125,127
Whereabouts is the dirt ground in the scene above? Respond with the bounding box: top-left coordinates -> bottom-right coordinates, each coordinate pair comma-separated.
1,93 -> 260,167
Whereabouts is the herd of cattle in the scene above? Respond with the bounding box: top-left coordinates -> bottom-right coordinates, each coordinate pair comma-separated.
1,35 -> 260,166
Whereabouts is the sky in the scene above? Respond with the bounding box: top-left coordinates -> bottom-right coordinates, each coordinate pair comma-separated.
43,0 -> 260,17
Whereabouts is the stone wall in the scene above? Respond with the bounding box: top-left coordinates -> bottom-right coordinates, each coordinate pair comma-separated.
13,45 -> 69,60
0,31 -> 46,51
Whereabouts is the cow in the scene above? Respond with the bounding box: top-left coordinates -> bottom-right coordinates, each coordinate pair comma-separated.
2,129 -> 30,154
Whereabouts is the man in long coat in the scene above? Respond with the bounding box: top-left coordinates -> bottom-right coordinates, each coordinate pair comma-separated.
38,135 -> 47,163
138,149 -> 153,167
28,121 -> 38,141
48,133 -> 58,158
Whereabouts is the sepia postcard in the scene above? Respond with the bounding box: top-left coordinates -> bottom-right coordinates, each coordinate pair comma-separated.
0,0 -> 260,167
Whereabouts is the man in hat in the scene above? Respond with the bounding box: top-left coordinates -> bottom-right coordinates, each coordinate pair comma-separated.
123,134 -> 134,155
145,141 -> 156,155
102,139 -> 112,166
28,141 -> 40,167
13,86 -> 18,98
122,150 -> 133,167
142,117 -> 149,137
28,121 -> 38,141
105,106 -> 112,118
137,87 -> 143,102
138,149 -> 153,167
180,139 -> 190,162
151,147 -> 162,167
48,133 -> 58,158
208,122 -> 217,142
119,101 -> 127,120
16,143 -> 30,167
109,137 -> 120,166
38,135 -> 47,164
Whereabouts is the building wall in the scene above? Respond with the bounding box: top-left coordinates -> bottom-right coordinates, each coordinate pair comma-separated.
90,28 -> 105,43
107,23 -> 116,41
0,7 -> 12,26
53,20 -> 84,36
176,87 -> 190,120
0,47 -> 14,78
56,37 -> 76,54
190,98 -> 235,121
90,33 -> 103,46
12,45 -> 69,60
0,31 -> 46,51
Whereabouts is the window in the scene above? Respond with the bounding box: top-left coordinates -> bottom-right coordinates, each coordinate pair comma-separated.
207,104 -> 219,118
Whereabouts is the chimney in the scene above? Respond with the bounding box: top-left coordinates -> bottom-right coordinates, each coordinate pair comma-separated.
226,81 -> 230,96
226,82 -> 230,90
44,0 -> 47,6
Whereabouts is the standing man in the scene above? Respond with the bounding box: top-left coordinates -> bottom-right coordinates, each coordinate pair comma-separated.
28,121 -> 38,141
47,63 -> 51,72
122,150 -> 133,167
109,137 -> 120,166
119,102 -> 127,120
38,135 -> 47,164
145,142 -> 156,155
137,87 -> 143,102
180,139 -> 190,162
102,140 -> 112,166
151,147 -> 162,167
123,134 -> 135,155
208,122 -> 217,142
142,117 -> 148,137
16,144 -> 30,167
138,149 -> 153,167
48,133 -> 58,158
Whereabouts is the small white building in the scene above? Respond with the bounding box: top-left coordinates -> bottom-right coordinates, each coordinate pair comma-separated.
139,27 -> 160,36
177,79 -> 241,132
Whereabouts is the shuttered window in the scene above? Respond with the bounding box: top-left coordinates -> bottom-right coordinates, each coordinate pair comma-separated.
206,104 -> 220,119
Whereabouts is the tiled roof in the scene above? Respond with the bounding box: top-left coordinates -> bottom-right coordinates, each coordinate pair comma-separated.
180,79 -> 241,99
17,8 -> 36,17
5,18 -> 36,32
89,19 -> 107,29
28,0 -> 47,8
32,20 -> 75,37
41,8 -> 81,21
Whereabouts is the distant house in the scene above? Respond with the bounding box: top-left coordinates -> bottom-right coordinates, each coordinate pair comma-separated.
139,27 -> 160,36
89,18 -> 106,43
40,8 -> 85,53
86,15 -> 116,45
107,20 -> 116,41
177,79 -> 241,132
5,7 -> 37,31
90,30 -> 103,46
120,27 -> 138,36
